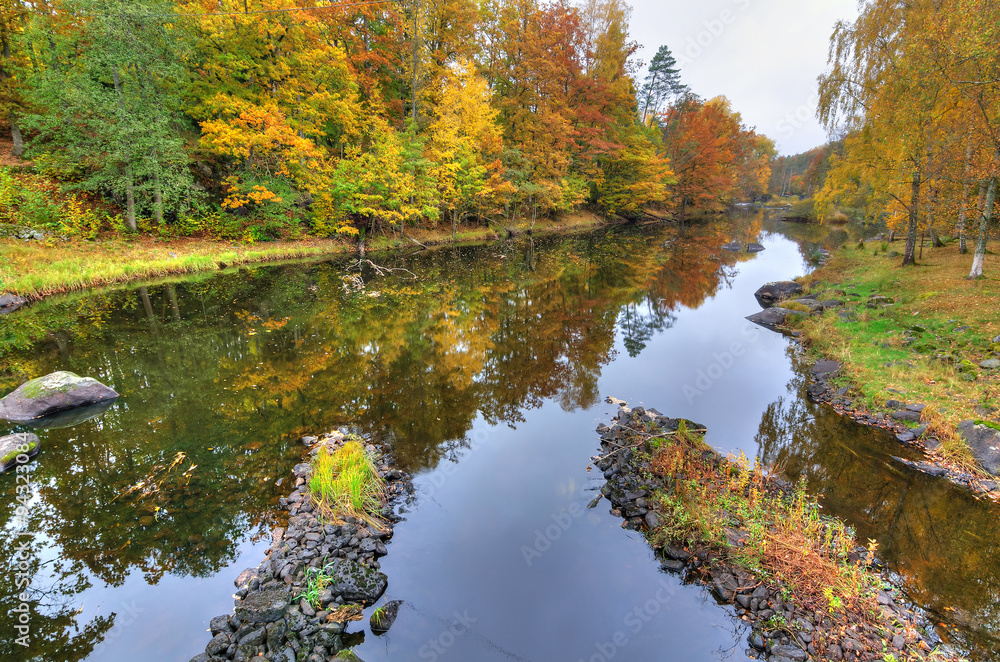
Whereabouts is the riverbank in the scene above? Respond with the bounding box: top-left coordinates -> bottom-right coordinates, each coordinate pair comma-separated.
783,239 -> 1000,483
190,431 -> 409,662
0,212 -> 610,304
595,402 -> 967,662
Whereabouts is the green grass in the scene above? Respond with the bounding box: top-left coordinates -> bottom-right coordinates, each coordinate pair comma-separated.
309,440 -> 385,528
797,242 -> 1000,473
0,236 -> 348,299
299,560 -> 338,609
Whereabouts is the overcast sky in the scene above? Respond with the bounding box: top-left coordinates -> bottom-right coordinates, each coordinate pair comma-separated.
628,0 -> 859,155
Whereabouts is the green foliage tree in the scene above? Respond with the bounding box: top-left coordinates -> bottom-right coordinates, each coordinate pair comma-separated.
22,0 -> 193,230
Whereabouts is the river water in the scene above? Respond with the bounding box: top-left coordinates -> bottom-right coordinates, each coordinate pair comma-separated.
0,216 -> 996,661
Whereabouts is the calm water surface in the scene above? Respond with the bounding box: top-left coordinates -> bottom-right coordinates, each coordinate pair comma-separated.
0,217 -> 996,661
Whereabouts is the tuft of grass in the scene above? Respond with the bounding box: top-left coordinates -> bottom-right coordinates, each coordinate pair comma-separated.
300,561 -> 338,609
309,440 -> 386,528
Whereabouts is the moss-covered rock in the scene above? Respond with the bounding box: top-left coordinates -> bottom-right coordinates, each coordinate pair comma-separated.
0,371 -> 118,425
0,433 -> 40,471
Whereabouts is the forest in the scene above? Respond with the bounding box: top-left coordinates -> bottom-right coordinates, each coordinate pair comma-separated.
809,0 -> 1000,277
0,0 -> 774,244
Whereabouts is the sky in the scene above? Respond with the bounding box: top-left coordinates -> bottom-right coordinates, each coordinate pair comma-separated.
628,0 -> 860,155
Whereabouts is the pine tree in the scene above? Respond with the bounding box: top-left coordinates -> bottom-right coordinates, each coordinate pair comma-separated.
638,45 -> 684,123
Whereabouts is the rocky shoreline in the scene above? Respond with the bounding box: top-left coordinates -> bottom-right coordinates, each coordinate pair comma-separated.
594,403 -> 963,662
189,431 -> 410,662
803,358 -> 1000,500
747,279 -> 1000,501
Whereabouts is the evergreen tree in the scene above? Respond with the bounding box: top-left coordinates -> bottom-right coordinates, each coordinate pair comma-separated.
638,44 -> 684,123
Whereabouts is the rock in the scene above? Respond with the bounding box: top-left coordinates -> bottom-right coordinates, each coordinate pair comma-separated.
0,371 -> 119,426
819,300 -> 845,310
780,298 -> 824,313
746,308 -> 792,332
644,511 -> 661,529
754,281 -> 804,307
205,633 -> 230,656
993,334 -> 1000,344
906,403 -> 926,412
980,359 -> 1000,370
660,559 -> 685,572
867,295 -> 895,308
234,568 -> 258,590
770,644 -> 808,661
327,558 -> 388,605
811,360 -> 841,377
235,588 -> 290,624
722,241 -> 743,252
750,633 -> 766,650
209,614 -> 231,634
891,410 -> 922,422
746,242 -> 765,253
0,293 -> 27,315
958,420 -> 1000,476
896,431 -> 916,443
370,599 -> 402,635
189,655 -> 211,662
0,433 -> 40,472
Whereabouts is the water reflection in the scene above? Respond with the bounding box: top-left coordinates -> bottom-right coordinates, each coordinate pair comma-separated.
0,216 -> 990,661
756,349 -> 1000,656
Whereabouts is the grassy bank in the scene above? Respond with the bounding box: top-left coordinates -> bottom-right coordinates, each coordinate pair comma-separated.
600,407 -> 961,661
795,240 -> 1000,472
0,212 -> 609,301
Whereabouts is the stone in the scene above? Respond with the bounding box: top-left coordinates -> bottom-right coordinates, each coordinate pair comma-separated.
896,431 -> 916,443
780,298 -> 824,313
891,410 -> 922,422
660,559 -> 685,572
327,558 -> 388,605
958,420 -> 1000,476
370,599 -> 403,635
0,293 -> 27,315
209,614 -> 231,634
205,633 -> 230,656
238,627 -> 266,646
811,360 -> 842,377
770,644 -> 808,661
234,568 -> 258,590
746,242 -> 765,253
746,308 -> 792,332
235,588 -> 290,624
750,633 -> 766,650
906,403 -> 927,412
644,511 -> 661,529
754,281 -> 804,307
0,433 -> 40,472
722,241 -> 743,252
980,359 -> 1000,370
0,371 -> 119,426
993,334 -> 1000,344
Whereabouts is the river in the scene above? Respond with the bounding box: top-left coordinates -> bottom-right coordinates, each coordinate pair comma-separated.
0,215 -> 995,661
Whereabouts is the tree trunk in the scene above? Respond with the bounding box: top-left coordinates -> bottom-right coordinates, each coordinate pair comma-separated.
10,122 -> 23,158
125,166 -> 137,230
152,169 -> 164,226
959,143 -> 972,254
902,171 -> 920,266
969,176 -> 997,279
112,67 -> 137,231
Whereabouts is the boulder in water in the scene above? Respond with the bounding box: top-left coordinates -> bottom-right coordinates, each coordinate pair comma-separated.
0,433 -> 40,471
754,281 -> 804,308
0,372 -> 119,425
